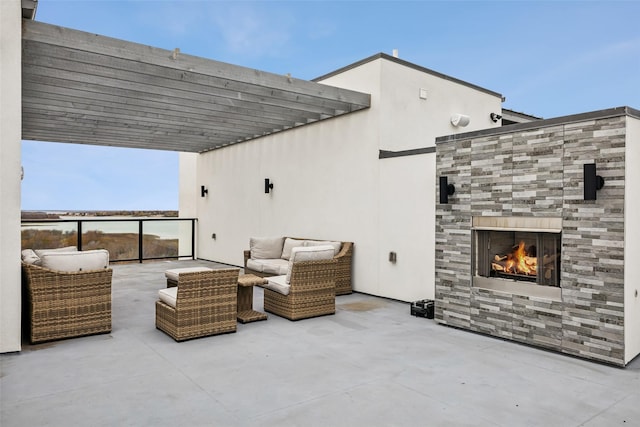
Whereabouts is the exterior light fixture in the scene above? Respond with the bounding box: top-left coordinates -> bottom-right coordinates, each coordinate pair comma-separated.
264,178 -> 274,194
450,114 -> 470,127
439,176 -> 456,204
490,113 -> 502,123
201,185 -> 208,197
584,163 -> 604,201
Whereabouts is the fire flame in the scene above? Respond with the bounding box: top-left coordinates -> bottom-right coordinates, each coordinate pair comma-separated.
502,241 -> 536,275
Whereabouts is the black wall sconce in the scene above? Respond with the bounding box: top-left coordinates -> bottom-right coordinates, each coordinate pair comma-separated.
200,185 -> 208,197
439,176 -> 456,204
584,163 -> 605,201
264,178 -> 274,194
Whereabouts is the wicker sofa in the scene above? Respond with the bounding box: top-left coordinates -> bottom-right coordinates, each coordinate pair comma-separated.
21,250 -> 112,344
243,237 -> 353,295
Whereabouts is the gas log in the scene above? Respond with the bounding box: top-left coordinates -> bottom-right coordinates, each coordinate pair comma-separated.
491,245 -> 558,280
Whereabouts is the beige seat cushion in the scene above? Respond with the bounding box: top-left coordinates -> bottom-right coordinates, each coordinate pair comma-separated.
165,266 -> 213,281
246,258 -> 289,275
158,287 -> 178,308
264,275 -> 290,296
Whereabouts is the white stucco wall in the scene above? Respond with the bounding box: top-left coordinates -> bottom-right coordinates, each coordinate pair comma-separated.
0,0 -> 23,353
178,153 -> 198,258
318,57 -> 501,301
181,56 -> 501,301
625,114 -> 640,364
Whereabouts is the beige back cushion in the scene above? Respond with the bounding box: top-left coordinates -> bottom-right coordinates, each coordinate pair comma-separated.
303,240 -> 341,256
40,249 -> 110,272
281,238 -> 306,260
34,246 -> 78,258
286,245 -> 335,284
250,236 -> 285,259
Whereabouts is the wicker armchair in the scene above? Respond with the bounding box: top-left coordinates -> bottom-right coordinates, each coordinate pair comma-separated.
155,268 -> 239,341
22,262 -> 112,344
263,258 -> 338,321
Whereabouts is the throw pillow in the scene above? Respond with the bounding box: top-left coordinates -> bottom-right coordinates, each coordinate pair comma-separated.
21,249 -> 41,265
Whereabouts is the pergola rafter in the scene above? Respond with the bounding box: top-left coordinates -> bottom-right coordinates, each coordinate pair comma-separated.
21,19 -> 370,153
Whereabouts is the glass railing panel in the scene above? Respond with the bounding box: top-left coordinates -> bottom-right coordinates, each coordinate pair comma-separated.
82,220 -> 140,262
21,218 -> 195,263
142,220 -> 181,260
21,221 -> 79,250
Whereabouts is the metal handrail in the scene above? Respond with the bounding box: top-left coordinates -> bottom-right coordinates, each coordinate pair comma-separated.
21,217 -> 197,263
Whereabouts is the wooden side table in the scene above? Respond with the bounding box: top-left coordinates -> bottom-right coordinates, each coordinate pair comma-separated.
237,274 -> 269,323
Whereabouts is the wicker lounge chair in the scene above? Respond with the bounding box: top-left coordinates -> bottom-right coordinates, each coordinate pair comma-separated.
263,257 -> 338,321
155,268 -> 239,341
22,262 -> 113,344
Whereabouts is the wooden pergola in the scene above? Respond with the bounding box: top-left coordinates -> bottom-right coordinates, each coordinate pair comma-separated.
21,19 -> 370,153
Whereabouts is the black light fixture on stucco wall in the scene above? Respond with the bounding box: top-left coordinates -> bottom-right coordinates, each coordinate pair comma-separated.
439,176 -> 455,204
264,178 -> 274,194
200,185 -> 208,197
584,163 -> 605,201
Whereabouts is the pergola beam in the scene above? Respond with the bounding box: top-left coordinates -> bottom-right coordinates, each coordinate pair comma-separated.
22,19 -> 370,152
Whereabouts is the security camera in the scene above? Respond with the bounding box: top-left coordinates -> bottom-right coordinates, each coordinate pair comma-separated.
490,113 -> 502,122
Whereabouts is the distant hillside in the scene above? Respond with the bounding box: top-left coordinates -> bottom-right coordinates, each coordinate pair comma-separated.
22,210 -> 179,219
21,228 -> 179,261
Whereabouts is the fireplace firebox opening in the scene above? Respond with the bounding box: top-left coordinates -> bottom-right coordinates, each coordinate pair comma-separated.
472,217 -> 562,294
474,230 -> 561,287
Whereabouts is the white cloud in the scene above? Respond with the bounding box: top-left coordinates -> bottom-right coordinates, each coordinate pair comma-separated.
208,3 -> 294,57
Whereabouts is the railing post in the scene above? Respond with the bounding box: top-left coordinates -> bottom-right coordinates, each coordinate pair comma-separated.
191,219 -> 196,260
77,220 -> 83,251
138,220 -> 143,263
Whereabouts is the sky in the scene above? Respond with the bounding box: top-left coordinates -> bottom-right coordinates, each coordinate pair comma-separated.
21,0 -> 640,211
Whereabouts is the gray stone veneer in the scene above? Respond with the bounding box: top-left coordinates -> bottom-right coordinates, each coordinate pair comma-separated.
435,111 -> 629,366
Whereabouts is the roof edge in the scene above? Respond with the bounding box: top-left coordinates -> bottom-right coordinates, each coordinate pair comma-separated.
501,108 -> 542,121
313,52 -> 503,99
436,106 -> 640,144
22,0 -> 38,19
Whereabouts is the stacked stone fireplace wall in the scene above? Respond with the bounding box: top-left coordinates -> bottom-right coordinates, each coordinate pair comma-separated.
435,114 -> 627,365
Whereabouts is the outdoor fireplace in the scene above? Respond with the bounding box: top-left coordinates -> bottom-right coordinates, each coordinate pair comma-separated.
435,109 -> 639,366
472,216 -> 562,292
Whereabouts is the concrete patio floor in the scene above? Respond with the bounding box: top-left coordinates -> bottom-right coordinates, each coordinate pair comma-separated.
1,260 -> 639,426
